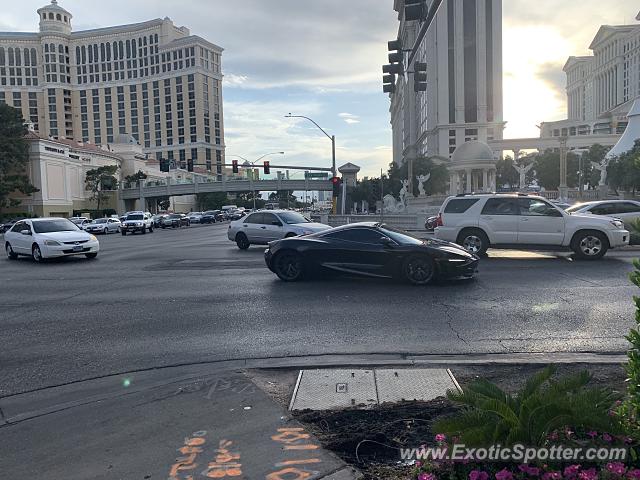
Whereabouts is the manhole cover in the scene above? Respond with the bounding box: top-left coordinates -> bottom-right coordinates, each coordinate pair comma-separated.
289,369 -> 377,411
290,368 -> 460,411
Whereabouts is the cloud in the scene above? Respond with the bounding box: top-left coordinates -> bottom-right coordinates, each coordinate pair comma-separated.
338,113 -> 360,125
224,73 -> 249,88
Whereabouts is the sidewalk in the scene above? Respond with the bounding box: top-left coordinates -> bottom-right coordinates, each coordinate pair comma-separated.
0,364 -> 356,479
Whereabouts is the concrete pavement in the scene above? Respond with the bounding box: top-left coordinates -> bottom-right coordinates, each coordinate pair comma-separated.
0,362 -> 354,479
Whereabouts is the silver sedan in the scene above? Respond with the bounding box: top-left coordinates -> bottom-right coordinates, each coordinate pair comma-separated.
227,210 -> 331,250
84,218 -> 122,234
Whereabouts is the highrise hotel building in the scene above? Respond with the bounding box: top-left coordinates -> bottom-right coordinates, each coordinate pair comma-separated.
541,12 -> 640,140
390,0 -> 504,164
0,1 -> 225,177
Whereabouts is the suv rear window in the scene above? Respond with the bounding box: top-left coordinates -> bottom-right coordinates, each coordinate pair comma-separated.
444,198 -> 479,213
481,198 -> 518,215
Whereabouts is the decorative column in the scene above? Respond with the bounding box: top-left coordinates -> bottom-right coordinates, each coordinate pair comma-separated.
449,172 -> 458,195
482,169 -> 489,192
465,168 -> 472,193
559,136 -> 569,201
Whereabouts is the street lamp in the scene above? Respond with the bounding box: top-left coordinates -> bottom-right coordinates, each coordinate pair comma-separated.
284,114 -> 336,177
227,152 -> 284,210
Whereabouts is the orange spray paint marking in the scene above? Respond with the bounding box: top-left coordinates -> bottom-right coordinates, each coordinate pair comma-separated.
266,467 -> 314,480
168,431 -> 207,480
202,439 -> 242,478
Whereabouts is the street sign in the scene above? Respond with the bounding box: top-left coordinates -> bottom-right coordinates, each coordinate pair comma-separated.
305,172 -> 329,179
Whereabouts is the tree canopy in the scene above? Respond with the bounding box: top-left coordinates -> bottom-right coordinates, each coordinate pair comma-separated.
85,165 -> 118,211
0,104 -> 38,214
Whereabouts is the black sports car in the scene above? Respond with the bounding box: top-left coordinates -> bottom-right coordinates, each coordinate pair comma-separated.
264,222 -> 479,284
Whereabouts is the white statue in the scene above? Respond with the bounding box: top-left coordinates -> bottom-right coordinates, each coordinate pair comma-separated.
398,179 -> 410,207
591,159 -> 610,186
416,174 -> 431,197
512,162 -> 535,189
383,194 -> 406,214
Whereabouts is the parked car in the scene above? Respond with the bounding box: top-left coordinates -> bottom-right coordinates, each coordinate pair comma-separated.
160,214 -> 190,229
550,200 -> 572,210
187,212 -> 203,224
264,222 -> 478,284
425,215 -> 438,232
228,210 -> 331,250
200,210 -> 224,224
434,193 -> 629,260
77,219 -> 93,231
69,216 -> 89,226
121,211 -> 154,235
5,218 -> 99,262
84,218 -> 121,234
1,218 -> 23,234
227,209 -> 247,221
566,200 -> 640,229
151,214 -> 168,228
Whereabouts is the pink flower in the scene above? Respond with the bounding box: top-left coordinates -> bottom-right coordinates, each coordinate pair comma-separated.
418,474 -> 436,480
603,433 -> 613,443
415,461 -> 422,468
586,431 -> 598,438
607,462 -> 627,476
564,465 -> 581,478
627,469 -> 640,479
578,468 -> 597,480
470,471 -> 490,480
495,469 -> 514,480
542,472 -> 562,480
548,431 -> 560,441
519,465 -> 540,477
435,434 -> 446,442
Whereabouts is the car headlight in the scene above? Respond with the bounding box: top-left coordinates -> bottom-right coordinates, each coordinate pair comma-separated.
44,240 -> 61,246
611,220 -> 624,229
90,235 -> 98,241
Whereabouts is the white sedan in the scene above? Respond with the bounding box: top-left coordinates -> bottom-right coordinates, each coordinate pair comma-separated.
5,218 -> 100,262
566,200 -> 640,229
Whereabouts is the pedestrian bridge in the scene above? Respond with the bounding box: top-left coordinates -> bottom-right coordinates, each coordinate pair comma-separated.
489,134 -> 619,155
120,177 -> 334,200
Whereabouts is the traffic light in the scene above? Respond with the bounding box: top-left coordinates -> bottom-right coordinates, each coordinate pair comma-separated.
414,61 -> 427,92
160,159 -> 169,173
232,160 -> 239,174
187,159 -> 194,172
264,161 -> 270,175
404,0 -> 427,21
331,176 -> 342,196
383,39 -> 403,94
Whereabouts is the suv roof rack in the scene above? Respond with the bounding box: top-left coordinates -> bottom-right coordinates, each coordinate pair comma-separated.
454,192 -> 532,197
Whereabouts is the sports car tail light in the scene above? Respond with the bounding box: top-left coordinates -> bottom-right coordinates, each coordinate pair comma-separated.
435,213 -> 443,227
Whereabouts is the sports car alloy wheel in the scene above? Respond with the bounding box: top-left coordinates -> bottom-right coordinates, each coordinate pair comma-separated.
404,256 -> 434,285
274,252 -> 303,282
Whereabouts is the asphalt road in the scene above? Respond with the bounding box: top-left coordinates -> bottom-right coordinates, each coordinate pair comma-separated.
0,223 -> 637,396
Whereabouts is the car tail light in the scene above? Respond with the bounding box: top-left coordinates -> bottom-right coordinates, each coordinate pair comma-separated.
435,213 -> 443,227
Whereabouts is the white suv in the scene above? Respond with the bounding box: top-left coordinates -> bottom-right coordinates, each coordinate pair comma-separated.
121,211 -> 153,235
434,194 -> 629,260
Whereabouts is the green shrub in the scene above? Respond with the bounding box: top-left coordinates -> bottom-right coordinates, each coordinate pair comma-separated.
620,259 -> 640,440
433,365 -> 621,447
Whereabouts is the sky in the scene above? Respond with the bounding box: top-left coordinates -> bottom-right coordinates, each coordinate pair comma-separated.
2,1 -> 640,178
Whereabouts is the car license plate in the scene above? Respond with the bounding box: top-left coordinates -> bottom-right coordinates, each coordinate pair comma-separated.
73,245 -> 83,252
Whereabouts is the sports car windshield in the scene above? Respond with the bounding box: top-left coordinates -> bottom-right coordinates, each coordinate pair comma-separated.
32,220 -> 79,233
279,212 -> 310,224
379,226 -> 424,246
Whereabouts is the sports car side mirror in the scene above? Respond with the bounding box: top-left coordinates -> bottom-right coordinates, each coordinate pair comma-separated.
380,236 -> 393,247
21,229 -> 31,236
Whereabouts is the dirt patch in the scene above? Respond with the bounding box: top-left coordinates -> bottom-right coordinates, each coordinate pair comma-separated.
294,399 -> 458,479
